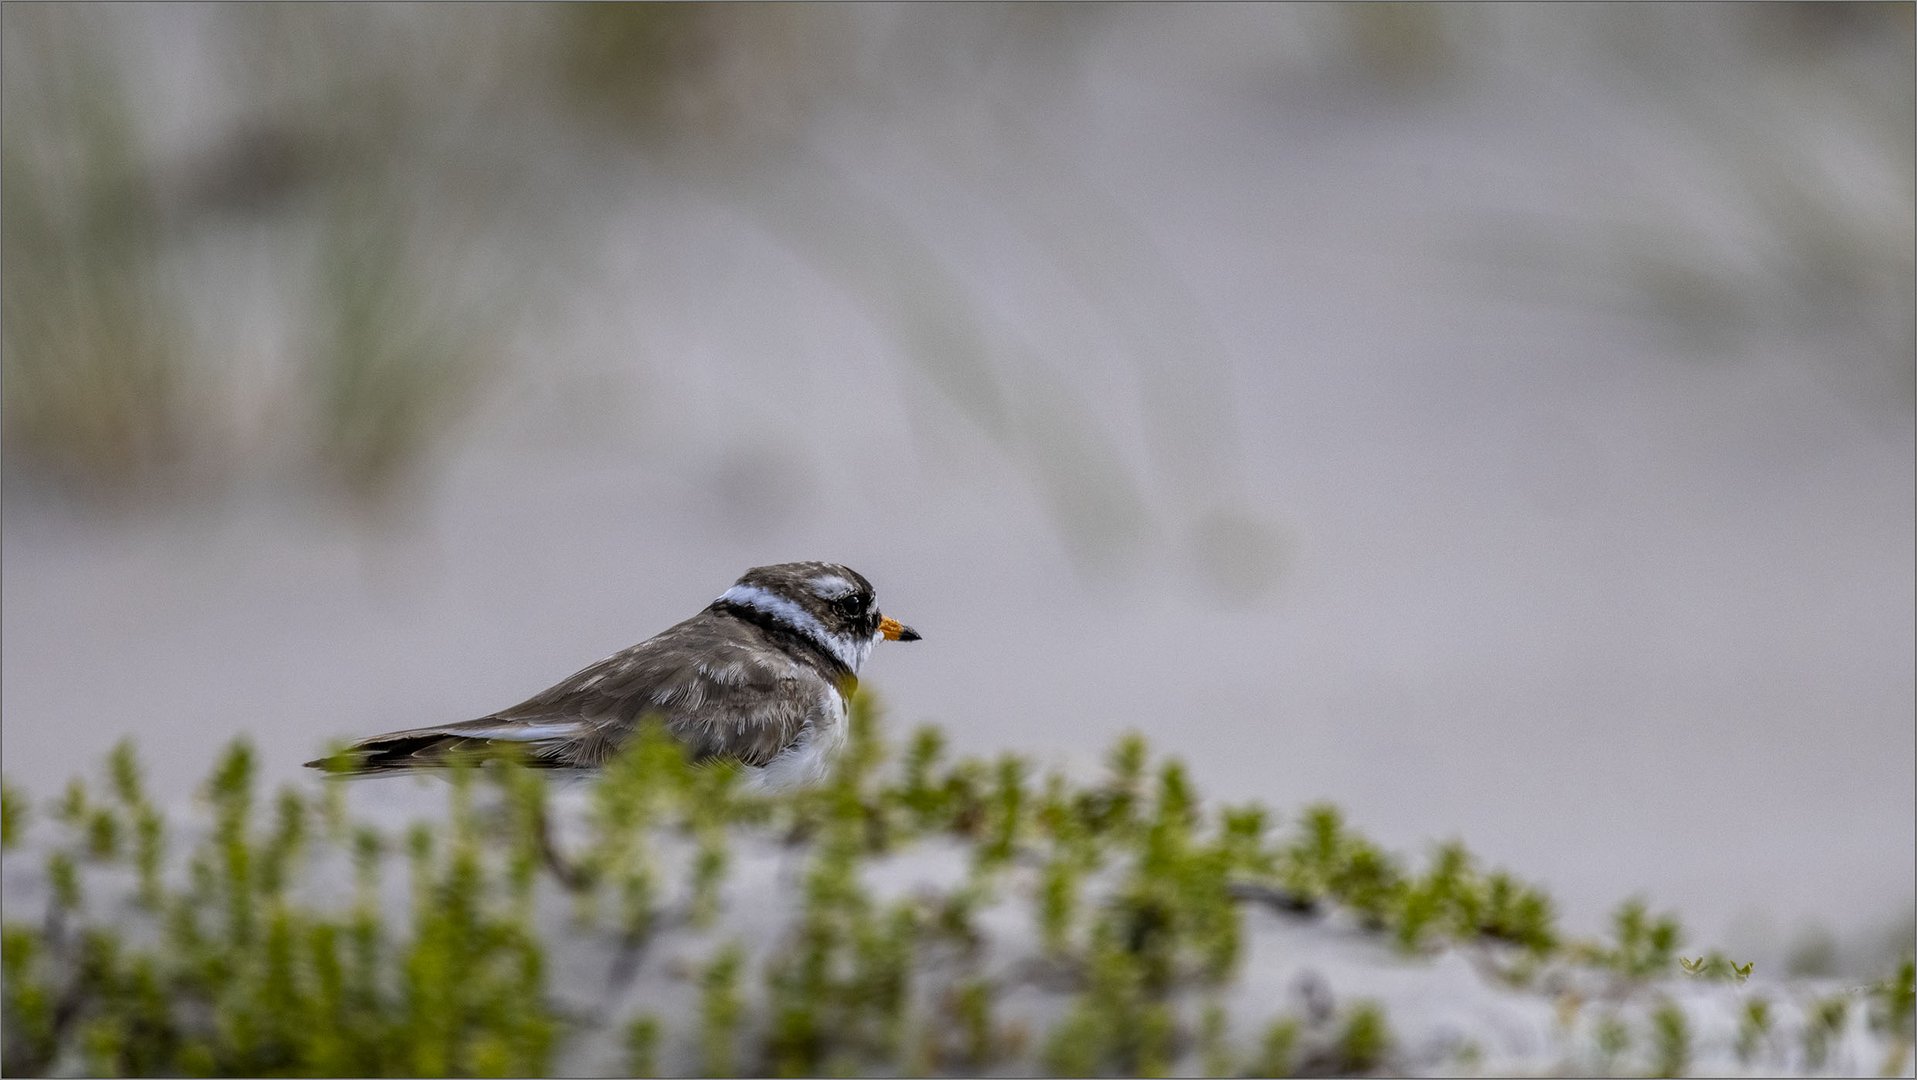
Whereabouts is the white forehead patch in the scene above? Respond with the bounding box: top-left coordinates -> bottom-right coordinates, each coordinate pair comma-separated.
809,574 -> 856,600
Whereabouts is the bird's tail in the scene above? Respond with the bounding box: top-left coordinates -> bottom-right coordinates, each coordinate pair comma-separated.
305,720 -> 582,776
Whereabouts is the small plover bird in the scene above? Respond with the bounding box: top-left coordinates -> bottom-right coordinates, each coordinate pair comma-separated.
307,562 -> 919,790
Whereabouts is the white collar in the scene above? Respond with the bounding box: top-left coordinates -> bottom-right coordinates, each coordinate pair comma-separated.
717,583 -> 871,672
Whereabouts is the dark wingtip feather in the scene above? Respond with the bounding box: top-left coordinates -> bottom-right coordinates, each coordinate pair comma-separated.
303,731 -> 564,777
304,735 -> 432,776
305,749 -> 370,774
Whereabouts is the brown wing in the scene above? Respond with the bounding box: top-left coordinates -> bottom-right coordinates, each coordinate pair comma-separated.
307,612 -> 823,774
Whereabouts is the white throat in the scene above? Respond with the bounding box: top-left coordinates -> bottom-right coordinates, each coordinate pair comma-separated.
717,583 -> 872,673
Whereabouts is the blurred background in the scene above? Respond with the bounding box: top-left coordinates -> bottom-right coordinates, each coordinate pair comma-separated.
2,4 -> 1911,975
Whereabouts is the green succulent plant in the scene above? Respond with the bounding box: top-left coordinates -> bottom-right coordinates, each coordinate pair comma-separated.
0,707 -> 1862,1077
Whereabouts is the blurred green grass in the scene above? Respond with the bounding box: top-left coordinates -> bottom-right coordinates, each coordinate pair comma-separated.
2,4 -> 1904,567
1,6 -> 508,511
1,8 -> 193,497
305,180 -> 501,508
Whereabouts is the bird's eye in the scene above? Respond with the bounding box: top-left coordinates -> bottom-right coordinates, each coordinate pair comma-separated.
835,594 -> 865,616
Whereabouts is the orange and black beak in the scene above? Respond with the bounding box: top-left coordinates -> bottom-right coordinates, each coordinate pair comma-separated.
878,616 -> 922,642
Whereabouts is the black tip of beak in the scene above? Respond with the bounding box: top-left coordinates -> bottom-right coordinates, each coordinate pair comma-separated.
899,625 -> 922,642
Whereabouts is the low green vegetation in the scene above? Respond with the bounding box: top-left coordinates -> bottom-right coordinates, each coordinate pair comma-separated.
0,701 -> 1896,1077
1872,956 -> 1917,1076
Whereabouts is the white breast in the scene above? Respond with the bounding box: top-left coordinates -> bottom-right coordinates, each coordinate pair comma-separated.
742,685 -> 849,792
